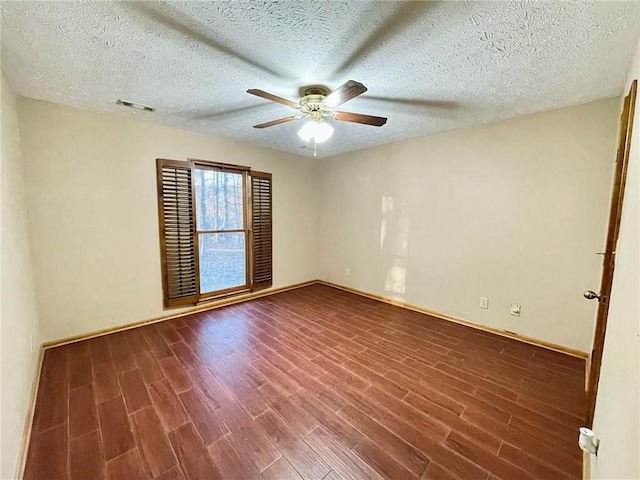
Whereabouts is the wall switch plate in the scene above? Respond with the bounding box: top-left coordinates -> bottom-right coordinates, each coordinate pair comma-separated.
29,335 -> 33,353
480,297 -> 489,309
345,268 -> 350,277
510,304 -> 521,316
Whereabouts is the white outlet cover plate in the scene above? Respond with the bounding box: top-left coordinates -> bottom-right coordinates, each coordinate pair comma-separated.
510,304 -> 521,316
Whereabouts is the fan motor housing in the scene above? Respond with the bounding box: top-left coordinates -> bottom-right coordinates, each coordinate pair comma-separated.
300,93 -> 327,120
300,94 -> 326,107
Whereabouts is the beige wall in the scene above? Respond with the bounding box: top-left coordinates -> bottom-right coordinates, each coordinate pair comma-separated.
591,40 -> 640,480
0,72 -> 41,478
319,99 -> 619,353
17,99 -> 320,342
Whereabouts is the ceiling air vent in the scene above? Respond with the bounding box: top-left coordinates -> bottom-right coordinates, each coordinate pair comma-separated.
116,99 -> 155,112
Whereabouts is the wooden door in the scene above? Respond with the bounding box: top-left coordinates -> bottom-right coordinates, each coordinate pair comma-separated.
585,79 -> 637,426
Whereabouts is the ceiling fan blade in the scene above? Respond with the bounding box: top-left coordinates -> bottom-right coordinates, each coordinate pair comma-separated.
323,80 -> 368,108
253,116 -> 300,129
247,89 -> 300,109
334,111 -> 387,127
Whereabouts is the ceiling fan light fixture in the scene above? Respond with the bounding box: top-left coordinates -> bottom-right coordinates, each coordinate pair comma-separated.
298,120 -> 316,142
298,120 -> 334,143
248,80 -> 386,146
314,122 -> 334,143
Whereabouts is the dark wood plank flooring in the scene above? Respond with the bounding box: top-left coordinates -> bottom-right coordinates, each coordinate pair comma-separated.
24,284 -> 586,479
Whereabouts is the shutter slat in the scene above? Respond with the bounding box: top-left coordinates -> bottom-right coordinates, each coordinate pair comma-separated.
157,159 -> 197,307
251,172 -> 272,290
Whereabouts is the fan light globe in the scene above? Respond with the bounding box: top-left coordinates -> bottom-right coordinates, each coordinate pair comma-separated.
314,122 -> 334,143
297,120 -> 316,142
298,120 -> 334,143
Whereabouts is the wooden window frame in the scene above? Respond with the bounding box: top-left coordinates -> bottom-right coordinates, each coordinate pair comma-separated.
157,158 -> 272,309
191,160 -> 251,302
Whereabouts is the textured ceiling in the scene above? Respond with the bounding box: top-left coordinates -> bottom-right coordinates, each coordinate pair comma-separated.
1,1 -> 639,158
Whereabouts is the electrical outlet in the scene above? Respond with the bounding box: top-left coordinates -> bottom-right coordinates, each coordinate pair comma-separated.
510,304 -> 521,316
345,268 -> 351,277
480,297 -> 489,309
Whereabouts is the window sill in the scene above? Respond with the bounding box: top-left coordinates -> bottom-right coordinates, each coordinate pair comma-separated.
196,288 -> 252,305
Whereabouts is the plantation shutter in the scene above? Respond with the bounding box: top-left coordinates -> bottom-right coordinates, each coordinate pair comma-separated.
251,171 -> 273,290
156,159 -> 197,307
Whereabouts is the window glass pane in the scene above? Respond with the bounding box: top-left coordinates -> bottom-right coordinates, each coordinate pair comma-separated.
194,168 -> 244,231
198,232 -> 246,293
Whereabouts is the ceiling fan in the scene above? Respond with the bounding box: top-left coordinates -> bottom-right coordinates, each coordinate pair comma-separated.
247,80 -> 387,145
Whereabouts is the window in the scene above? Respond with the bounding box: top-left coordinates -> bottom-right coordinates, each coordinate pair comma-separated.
156,158 -> 272,308
194,165 -> 248,297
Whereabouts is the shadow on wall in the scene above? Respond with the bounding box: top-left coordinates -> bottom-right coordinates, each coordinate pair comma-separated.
380,195 -> 410,303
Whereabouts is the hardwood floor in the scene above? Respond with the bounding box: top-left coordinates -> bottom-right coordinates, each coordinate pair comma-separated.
24,284 -> 586,480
